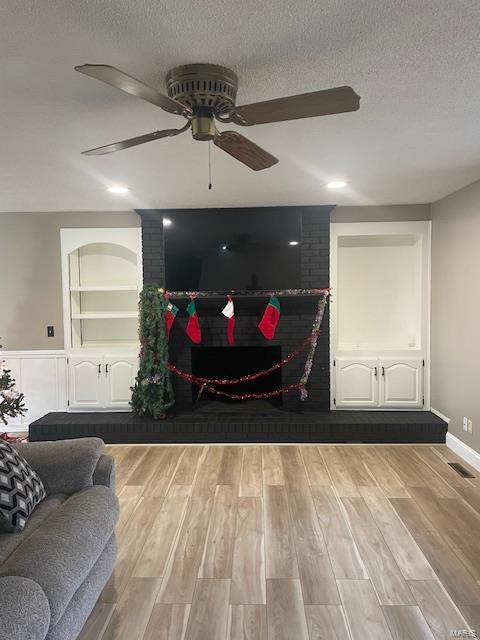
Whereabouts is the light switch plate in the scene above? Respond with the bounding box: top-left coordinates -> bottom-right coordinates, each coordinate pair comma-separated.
463,417 -> 469,432
468,419 -> 473,434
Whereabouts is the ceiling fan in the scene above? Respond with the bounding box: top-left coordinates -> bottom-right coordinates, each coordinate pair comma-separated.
75,63 -> 360,171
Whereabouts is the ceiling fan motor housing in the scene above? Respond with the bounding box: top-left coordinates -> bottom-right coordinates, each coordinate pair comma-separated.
165,63 -> 238,115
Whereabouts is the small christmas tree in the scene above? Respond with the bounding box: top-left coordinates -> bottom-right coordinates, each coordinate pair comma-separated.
0,349 -> 26,425
130,285 -> 175,419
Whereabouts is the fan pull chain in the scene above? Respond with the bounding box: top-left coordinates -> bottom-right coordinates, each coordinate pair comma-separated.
208,140 -> 213,190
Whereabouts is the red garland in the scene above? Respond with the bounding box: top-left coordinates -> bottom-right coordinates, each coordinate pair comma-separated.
179,376 -> 303,400
167,335 -> 312,387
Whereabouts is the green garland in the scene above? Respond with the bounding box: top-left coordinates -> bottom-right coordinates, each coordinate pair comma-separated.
130,285 -> 174,418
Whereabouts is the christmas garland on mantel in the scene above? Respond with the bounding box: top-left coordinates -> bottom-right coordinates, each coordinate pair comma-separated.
165,292 -> 329,402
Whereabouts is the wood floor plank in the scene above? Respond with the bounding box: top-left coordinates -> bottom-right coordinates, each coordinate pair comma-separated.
386,447 -> 457,498
301,446 -> 331,485
156,494 -> 213,604
173,446 -> 204,485
340,446 -> 377,487
102,577 -> 161,640
455,485 -> 480,518
390,497 -> 480,606
142,604 -> 190,640
228,605 -> 267,640
413,446 -> 471,491
408,580 -> 469,640
459,605 -> 480,632
320,447 -> 360,497
341,497 -> 415,605
192,446 -> 224,496
101,497 -> 161,602
262,446 -> 285,485
338,579 -> 393,640
126,447 -> 167,486
200,484 -> 238,578
239,446 -> 263,497
132,486 -> 190,578
116,485 -> 144,535
76,602 -> 115,640
217,446 -> 244,485
266,579 -> 309,640
264,485 -> 299,579
359,486 -> 436,580
311,485 -> 367,580
185,579 -> 231,640
381,605 -> 435,640
115,447 -> 149,490
231,497 -> 266,604
360,447 -> 410,498
281,448 -> 340,604
409,486 -> 480,580
143,447 -> 185,498
305,605 -> 351,640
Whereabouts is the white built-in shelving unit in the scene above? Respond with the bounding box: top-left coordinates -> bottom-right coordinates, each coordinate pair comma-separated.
61,228 -> 142,410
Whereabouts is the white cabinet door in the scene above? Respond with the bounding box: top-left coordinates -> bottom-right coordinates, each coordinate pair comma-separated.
104,355 -> 137,408
335,358 -> 379,408
68,357 -> 104,409
380,358 -> 423,408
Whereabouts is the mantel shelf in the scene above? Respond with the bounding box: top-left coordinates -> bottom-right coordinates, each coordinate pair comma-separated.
71,312 -> 138,320
70,285 -> 138,292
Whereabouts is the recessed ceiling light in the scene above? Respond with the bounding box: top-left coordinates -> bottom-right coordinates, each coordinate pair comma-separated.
326,180 -> 347,189
107,185 -> 130,194
222,245 -> 228,251
289,241 -> 299,246
162,218 -> 172,227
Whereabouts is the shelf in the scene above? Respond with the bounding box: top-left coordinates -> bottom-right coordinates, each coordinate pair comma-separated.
70,285 -> 138,292
71,312 -> 139,320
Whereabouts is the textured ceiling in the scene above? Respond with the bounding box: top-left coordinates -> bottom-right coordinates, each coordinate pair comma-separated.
1,0 -> 480,211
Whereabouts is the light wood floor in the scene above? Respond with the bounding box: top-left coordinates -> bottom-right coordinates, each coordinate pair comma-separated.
78,444 -> 480,640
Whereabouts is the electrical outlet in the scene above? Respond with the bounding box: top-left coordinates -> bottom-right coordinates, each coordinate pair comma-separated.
463,417 -> 469,432
468,419 -> 473,434
47,326 -> 54,338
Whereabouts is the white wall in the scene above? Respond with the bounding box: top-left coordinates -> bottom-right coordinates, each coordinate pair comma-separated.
431,179 -> 480,453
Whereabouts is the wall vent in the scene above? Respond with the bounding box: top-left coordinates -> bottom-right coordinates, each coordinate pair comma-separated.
447,462 -> 475,478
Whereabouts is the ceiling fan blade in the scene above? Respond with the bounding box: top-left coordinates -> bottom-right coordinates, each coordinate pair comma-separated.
75,64 -> 192,116
214,131 -> 278,171
230,86 -> 360,126
82,123 -> 191,156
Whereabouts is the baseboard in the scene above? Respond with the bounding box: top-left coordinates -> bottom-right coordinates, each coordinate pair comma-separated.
446,432 -> 480,473
431,407 -> 450,424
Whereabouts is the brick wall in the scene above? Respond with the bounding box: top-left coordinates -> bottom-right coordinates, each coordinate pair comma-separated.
137,206 -> 333,411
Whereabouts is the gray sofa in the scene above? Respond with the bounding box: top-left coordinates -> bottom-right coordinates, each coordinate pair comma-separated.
0,438 -> 119,640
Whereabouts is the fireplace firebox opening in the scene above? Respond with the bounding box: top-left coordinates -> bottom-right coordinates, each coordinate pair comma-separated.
191,346 -> 282,407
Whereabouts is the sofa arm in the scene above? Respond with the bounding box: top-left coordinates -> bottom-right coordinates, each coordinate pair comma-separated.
14,438 -> 105,496
93,454 -> 116,491
0,576 -> 50,640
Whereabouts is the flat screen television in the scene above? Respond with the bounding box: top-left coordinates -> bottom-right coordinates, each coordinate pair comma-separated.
164,207 -> 302,291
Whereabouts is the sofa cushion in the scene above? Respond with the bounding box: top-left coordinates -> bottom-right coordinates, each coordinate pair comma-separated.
0,575 -> 51,640
0,441 -> 46,532
0,484 -> 119,625
0,495 -> 65,564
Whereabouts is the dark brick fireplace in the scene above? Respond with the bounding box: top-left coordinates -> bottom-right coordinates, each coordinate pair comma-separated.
138,205 -> 333,412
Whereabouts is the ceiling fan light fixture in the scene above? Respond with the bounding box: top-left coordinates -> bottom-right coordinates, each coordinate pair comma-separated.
326,180 -> 347,189
107,185 -> 130,194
